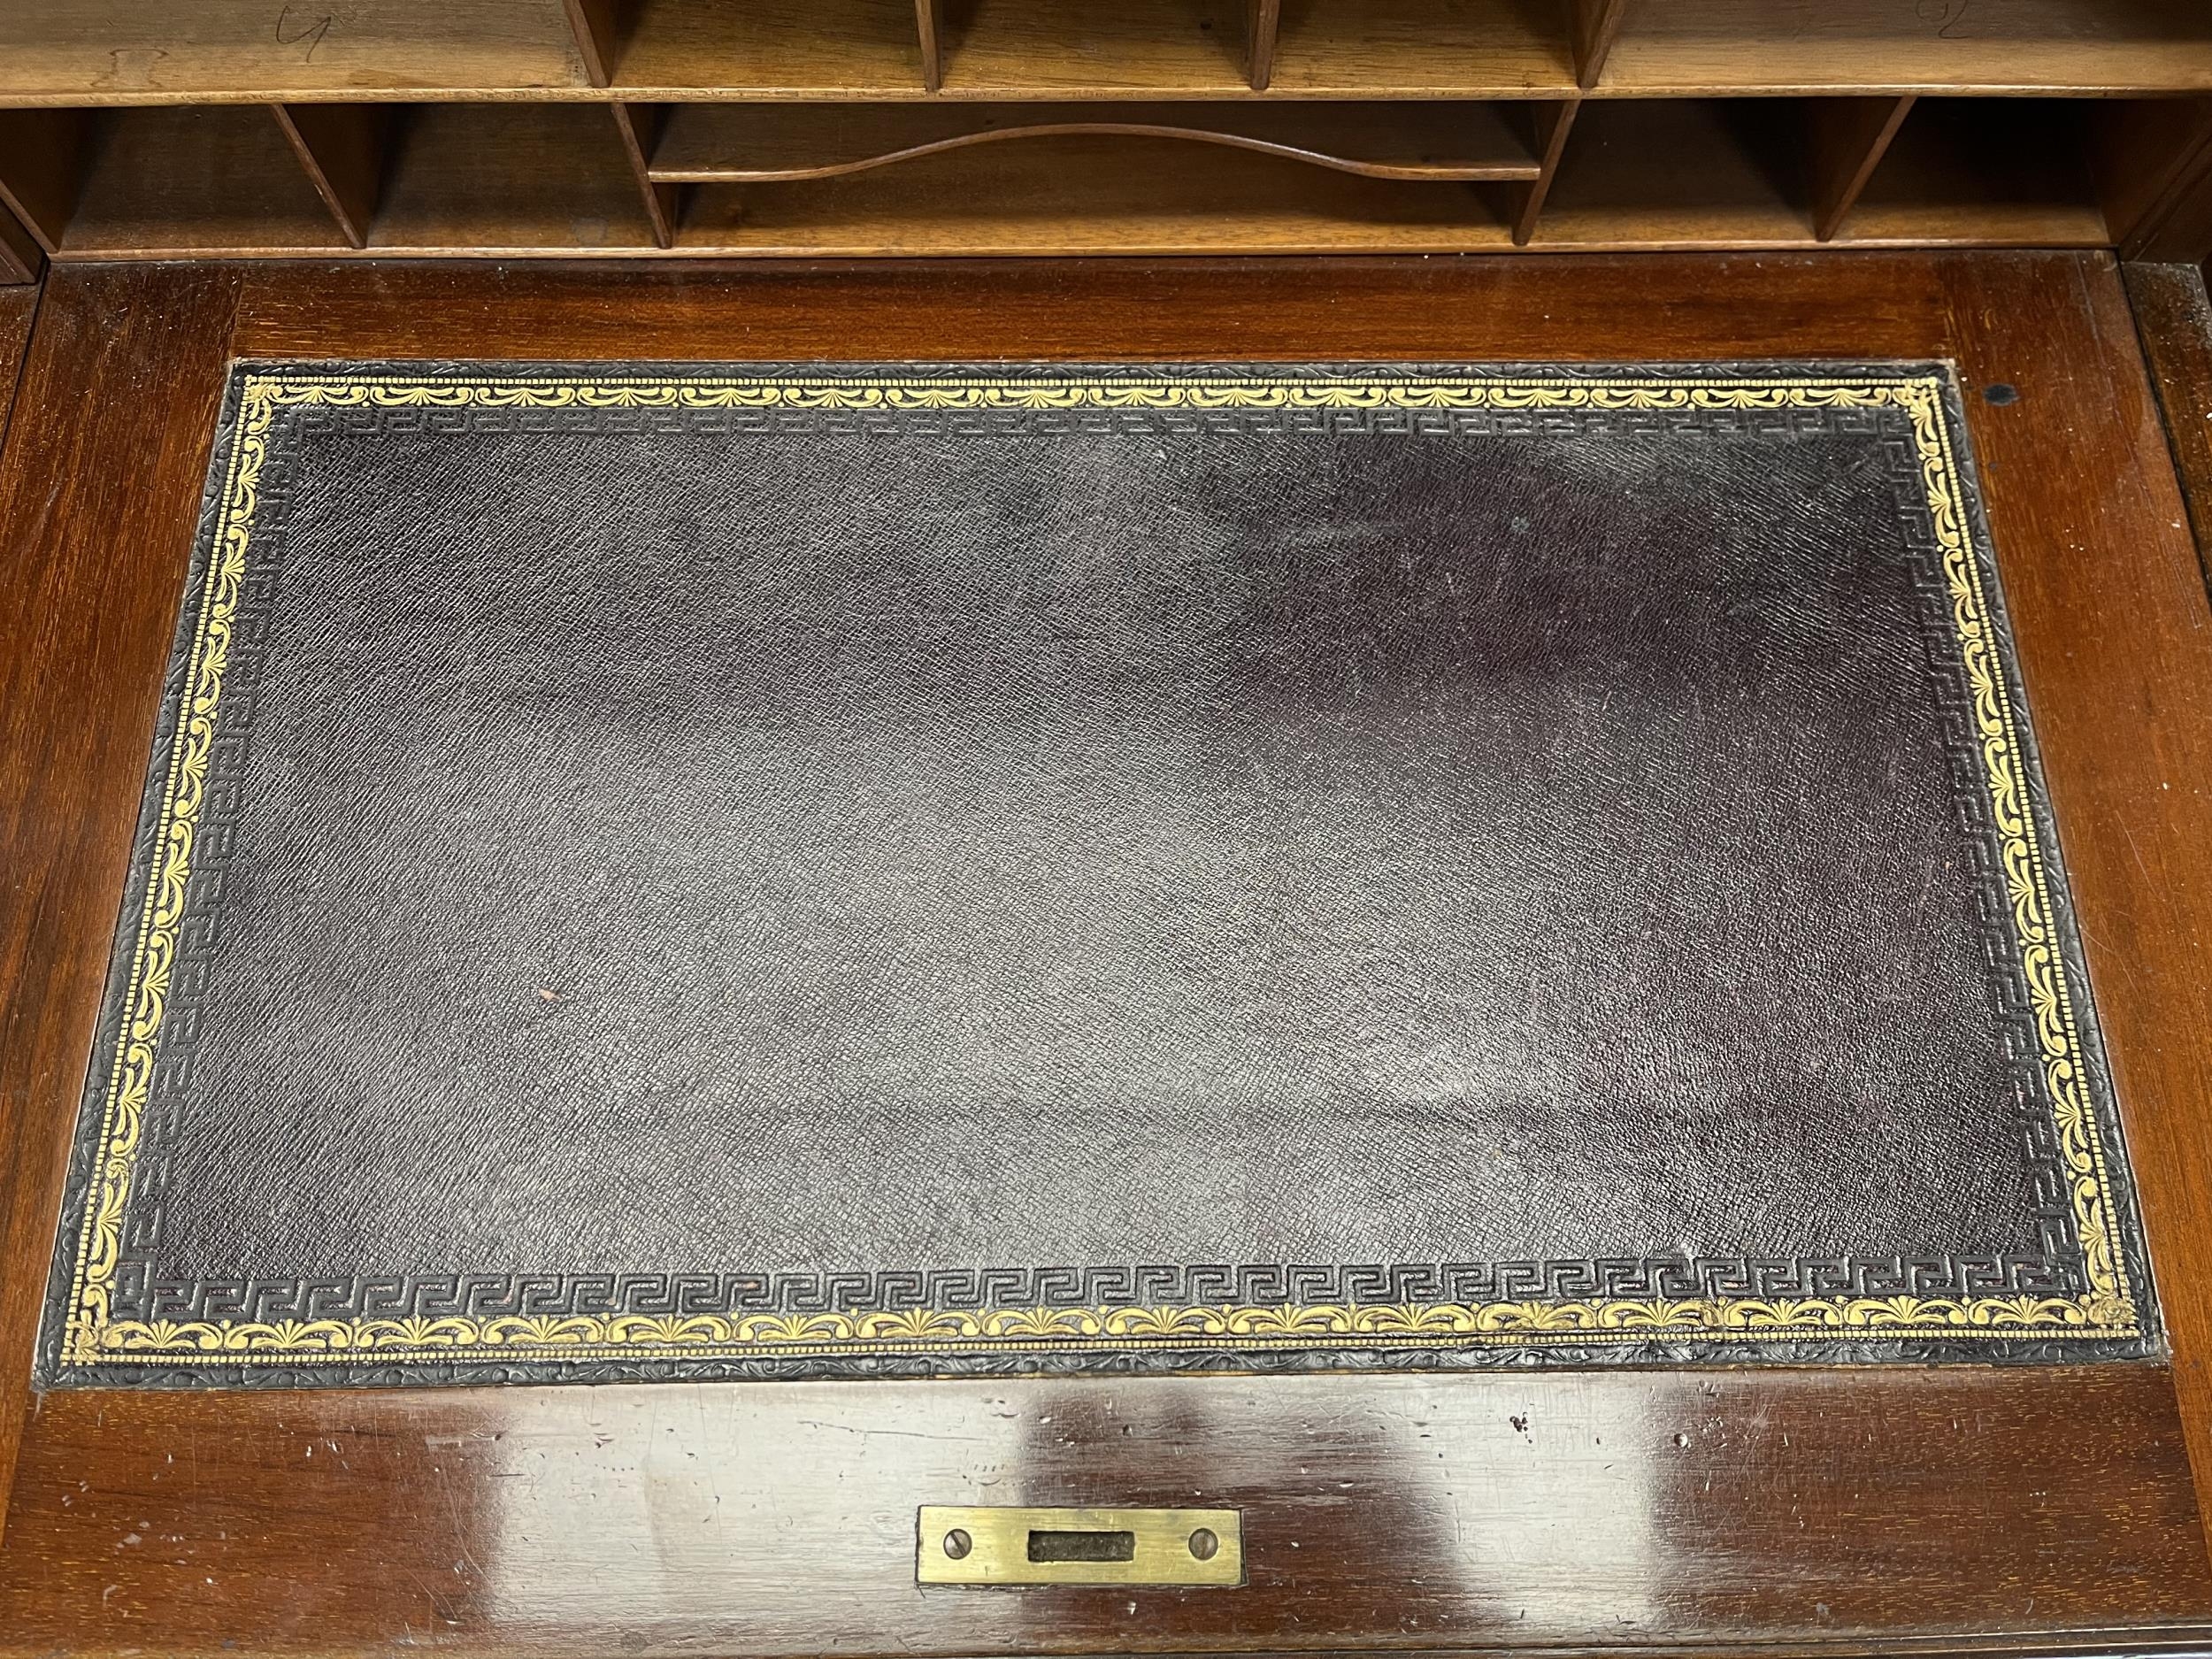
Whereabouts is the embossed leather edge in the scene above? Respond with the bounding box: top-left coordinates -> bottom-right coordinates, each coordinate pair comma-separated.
30,360 -> 2163,1389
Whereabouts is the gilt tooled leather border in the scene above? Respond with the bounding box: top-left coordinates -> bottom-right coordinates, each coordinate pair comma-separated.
36,361 -> 2161,1387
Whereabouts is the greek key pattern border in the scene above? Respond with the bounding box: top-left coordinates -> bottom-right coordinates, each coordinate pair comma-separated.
43,364 -> 2150,1379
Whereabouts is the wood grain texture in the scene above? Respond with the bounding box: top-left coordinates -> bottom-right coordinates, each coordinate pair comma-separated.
0,0 -> 588,97
934,0 -> 1247,96
618,0 -> 929,97
0,6 -> 2198,271
17,114 -> 2136,263
63,106 -> 350,255
1265,0 -> 1576,96
0,262 -> 242,1549
2125,261 -> 2212,604
0,0 -> 2200,102
1602,0 -> 2212,95
1934,254 -> 2212,1534
0,254 -> 2209,1653
0,281 -> 36,440
0,1368 -> 2205,1655
368,103 -> 658,252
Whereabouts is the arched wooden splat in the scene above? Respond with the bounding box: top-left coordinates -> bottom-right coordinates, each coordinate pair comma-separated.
649,102 -> 1547,185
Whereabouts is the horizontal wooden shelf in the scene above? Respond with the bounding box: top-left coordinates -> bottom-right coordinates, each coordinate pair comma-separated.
0,91 -> 2202,263
612,0 -> 927,98
0,1 -> 2208,271
39,106 -> 351,257
1263,0 -> 1580,98
368,104 -> 657,253
0,0 -> 589,99
1535,99 -> 1816,248
673,134 -> 1518,254
1834,97 -> 2112,246
924,0 -> 1253,96
649,102 -> 1544,183
4,0 -> 2209,102
1603,0 -> 2212,96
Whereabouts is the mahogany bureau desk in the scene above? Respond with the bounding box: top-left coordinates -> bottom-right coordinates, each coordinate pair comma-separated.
5,5 -> 2212,1655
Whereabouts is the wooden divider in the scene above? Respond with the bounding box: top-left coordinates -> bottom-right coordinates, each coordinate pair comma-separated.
272,107 -> 394,250
1809,96 -> 1916,242
1246,0 -> 1281,91
564,0 -> 624,86
609,104 -> 679,248
1571,0 -> 1630,88
1515,102 -> 1582,246
916,0 -> 947,93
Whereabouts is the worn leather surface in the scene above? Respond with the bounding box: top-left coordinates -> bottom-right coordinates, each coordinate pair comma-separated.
38,363 -> 2157,1386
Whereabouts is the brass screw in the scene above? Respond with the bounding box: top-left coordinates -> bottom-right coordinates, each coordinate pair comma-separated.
943,1529 -> 972,1560
1188,1528 -> 1218,1561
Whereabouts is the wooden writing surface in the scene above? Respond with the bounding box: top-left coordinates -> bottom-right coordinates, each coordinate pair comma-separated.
0,251 -> 2209,1654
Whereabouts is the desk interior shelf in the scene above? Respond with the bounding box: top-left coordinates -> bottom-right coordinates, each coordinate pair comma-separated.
0,0 -> 2208,271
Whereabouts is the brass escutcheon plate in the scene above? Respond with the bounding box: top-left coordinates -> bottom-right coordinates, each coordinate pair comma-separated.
917,1505 -> 1245,1586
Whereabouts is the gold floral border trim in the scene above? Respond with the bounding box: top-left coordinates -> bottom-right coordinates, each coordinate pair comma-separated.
59,370 -> 2140,1368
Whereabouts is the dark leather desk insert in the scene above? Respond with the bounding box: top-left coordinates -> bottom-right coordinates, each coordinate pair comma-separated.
35,362 -> 2158,1387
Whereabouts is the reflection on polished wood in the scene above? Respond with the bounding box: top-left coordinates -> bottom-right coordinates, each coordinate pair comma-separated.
2,1370 -> 2205,1650
0,253 -> 2210,1651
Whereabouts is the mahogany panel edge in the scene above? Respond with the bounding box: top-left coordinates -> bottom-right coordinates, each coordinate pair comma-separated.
0,1364 -> 2205,1655
1937,255 -> 2212,1534
0,263 -> 244,1540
